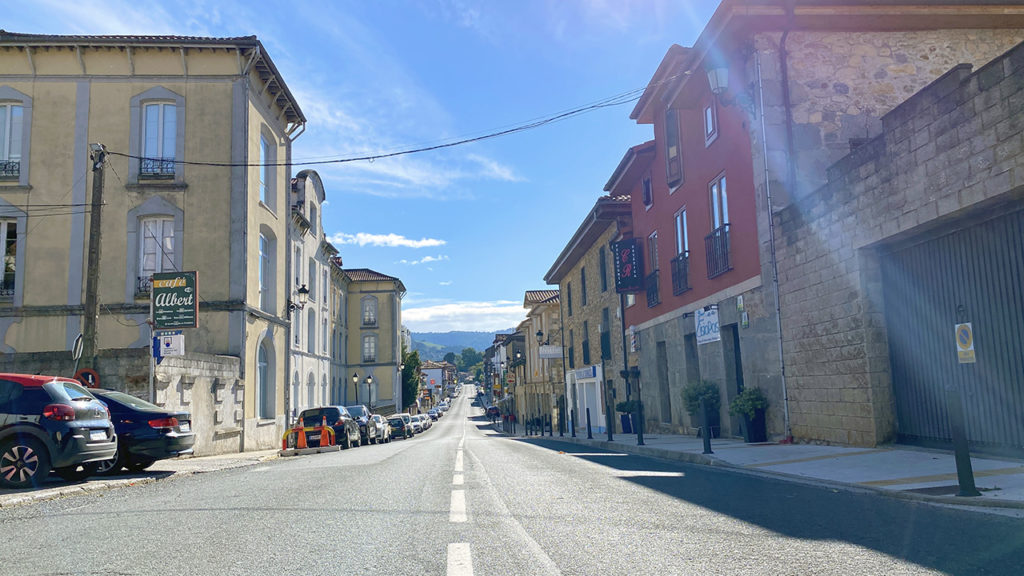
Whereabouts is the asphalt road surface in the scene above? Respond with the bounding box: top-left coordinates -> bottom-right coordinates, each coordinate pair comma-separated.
2,392 -> 1023,575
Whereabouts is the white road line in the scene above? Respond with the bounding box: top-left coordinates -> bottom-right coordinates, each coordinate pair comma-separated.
455,450 -> 464,472
447,543 -> 473,576
453,473 -> 464,485
449,489 -> 467,522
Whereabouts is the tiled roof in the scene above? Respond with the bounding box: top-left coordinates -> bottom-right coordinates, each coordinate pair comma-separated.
0,30 -> 260,46
540,293 -> 560,304
525,290 -> 559,305
344,268 -> 400,282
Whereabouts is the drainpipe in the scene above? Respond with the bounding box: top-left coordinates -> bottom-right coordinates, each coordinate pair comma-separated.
757,50 -> 792,442
780,0 -> 797,202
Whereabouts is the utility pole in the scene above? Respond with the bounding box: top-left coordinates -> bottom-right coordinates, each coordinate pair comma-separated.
81,143 -> 106,370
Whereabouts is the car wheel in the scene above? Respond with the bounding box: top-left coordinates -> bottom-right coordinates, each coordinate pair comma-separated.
0,436 -> 51,489
54,461 -> 100,482
96,447 -> 125,475
125,459 -> 156,473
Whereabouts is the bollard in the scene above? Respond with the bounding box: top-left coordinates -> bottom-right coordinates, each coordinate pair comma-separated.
947,386 -> 981,496
636,402 -> 645,446
548,414 -> 553,437
571,409 -> 577,438
606,401 -> 613,442
559,411 -> 564,437
586,407 -> 593,439
701,398 -> 713,455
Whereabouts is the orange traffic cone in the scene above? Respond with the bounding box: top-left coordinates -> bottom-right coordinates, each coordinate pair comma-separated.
321,415 -> 332,447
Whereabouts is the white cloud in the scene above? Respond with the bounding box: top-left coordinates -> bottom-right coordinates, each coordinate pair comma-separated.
466,154 -> 524,182
398,255 -> 449,266
402,300 -> 525,332
439,281 -> 453,286
328,232 -> 446,249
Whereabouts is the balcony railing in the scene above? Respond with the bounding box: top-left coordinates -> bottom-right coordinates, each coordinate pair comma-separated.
363,355 -> 376,363
136,275 -> 153,298
670,251 -> 691,296
581,341 -> 591,366
140,157 -> 176,179
0,279 -> 13,302
0,160 -> 19,179
362,318 -> 377,327
645,270 -> 660,308
705,223 -> 732,279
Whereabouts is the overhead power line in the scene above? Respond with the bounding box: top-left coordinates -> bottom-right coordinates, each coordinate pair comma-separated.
104,75 -> 681,169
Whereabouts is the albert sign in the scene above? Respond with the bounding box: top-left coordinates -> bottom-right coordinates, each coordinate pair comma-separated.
152,271 -> 198,329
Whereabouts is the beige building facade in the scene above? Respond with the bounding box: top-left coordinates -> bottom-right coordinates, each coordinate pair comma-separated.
0,32 -> 304,452
344,269 -> 405,412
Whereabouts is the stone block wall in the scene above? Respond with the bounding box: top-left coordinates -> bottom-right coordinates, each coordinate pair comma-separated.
774,42 -> 1024,446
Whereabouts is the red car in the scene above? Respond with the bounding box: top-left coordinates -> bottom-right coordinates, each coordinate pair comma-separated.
485,406 -> 501,421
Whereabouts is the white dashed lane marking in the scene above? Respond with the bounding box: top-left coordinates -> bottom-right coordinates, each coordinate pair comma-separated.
450,489 -> 467,522
447,543 -> 473,576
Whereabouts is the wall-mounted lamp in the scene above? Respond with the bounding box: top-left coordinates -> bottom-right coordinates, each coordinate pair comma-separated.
288,284 -> 310,315
704,59 -> 756,117
536,330 -> 544,344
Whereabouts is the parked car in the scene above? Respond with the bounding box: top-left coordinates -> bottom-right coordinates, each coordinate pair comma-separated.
388,415 -> 412,439
298,406 -> 360,448
91,389 -> 195,475
345,404 -> 379,445
409,415 -> 424,434
370,414 -> 391,443
418,414 -> 432,430
0,373 -> 117,488
427,409 -> 439,421
486,405 -> 501,421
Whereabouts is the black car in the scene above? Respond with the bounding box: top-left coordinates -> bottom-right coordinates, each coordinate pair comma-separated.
344,404 -> 380,444
91,389 -> 195,475
298,406 -> 361,449
388,416 -> 412,439
0,373 -> 117,488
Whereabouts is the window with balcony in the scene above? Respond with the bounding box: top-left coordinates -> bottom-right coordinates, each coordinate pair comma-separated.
672,208 -> 690,295
130,87 -> 184,184
137,217 -> 174,297
706,174 -> 732,278
363,334 -> 377,362
646,269 -> 660,308
665,108 -> 682,189
127,197 -> 182,301
0,102 -> 24,182
0,219 -> 18,302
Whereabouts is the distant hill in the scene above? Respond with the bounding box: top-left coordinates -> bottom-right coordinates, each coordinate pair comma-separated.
411,330 -> 512,361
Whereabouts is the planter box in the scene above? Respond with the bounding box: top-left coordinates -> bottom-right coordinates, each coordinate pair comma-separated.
740,410 -> 767,443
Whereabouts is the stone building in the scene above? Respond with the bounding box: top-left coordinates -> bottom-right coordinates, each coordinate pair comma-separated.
343,268 -> 405,412
545,195 -> 630,434
518,290 -> 562,431
774,42 -> 1024,450
0,32 -> 304,453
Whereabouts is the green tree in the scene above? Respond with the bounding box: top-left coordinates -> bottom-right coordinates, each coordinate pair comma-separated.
458,347 -> 482,371
443,352 -> 457,365
474,367 -> 483,382
401,347 -> 422,409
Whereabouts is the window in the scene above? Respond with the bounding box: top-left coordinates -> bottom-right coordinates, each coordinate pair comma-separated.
0,219 -> 17,301
294,246 -> 301,286
322,318 -> 328,354
259,135 -> 269,204
138,217 -> 174,295
665,108 -> 682,188
322,271 -> 328,302
675,209 -> 689,255
309,203 -> 317,236
710,174 -> 728,229
142,102 -> 176,179
704,101 -> 718,146
599,247 -> 608,292
625,294 -> 636,308
257,341 -> 274,419
566,281 -> 573,317
363,335 -> 377,362
642,175 -> 653,207
600,308 -> 611,360
259,234 -> 270,312
0,103 -> 23,180
293,311 -> 300,345
582,321 -> 591,365
308,259 -> 317,301
362,296 -> 378,326
646,232 -> 660,308
307,309 -> 316,354
580,267 -> 587,307
129,87 -> 183,183
672,209 -> 691,295
568,329 -> 575,369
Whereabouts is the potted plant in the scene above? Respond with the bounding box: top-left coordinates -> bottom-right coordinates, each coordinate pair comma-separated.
615,400 -> 640,433
730,387 -> 769,443
682,380 -> 721,438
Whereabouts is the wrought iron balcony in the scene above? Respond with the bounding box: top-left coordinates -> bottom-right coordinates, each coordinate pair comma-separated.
0,160 -> 19,179
362,355 -> 376,363
705,223 -> 732,279
670,251 -> 691,296
0,279 -> 13,301
140,157 -> 176,179
645,270 -> 660,308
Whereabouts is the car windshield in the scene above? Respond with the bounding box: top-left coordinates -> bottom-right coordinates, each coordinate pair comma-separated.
47,379 -> 97,402
346,406 -> 366,417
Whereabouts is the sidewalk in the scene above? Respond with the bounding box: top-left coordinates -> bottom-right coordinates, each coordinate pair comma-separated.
509,426 -> 1024,511
0,449 -> 279,509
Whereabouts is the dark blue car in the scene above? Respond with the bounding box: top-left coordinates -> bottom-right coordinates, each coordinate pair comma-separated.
91,389 -> 194,474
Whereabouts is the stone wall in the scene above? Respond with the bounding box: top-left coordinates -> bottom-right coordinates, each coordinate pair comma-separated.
774,42 -> 1024,445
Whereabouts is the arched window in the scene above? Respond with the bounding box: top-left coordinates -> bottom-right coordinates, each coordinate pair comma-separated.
306,373 -> 315,408
257,340 -> 274,419
306,308 -> 316,354
361,295 -> 378,326
258,227 -> 276,313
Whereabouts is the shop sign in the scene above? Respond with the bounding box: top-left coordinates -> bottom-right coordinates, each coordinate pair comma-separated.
612,239 -> 644,293
696,307 -> 721,345
152,271 -> 198,329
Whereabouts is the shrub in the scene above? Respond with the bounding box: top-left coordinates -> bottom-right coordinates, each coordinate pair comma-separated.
615,399 -> 640,413
682,380 -> 720,415
729,387 -> 769,419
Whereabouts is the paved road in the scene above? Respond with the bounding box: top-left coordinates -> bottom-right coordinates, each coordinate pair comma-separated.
2,392 -> 1023,575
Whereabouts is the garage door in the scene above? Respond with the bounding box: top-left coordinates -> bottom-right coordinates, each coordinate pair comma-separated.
882,209 -> 1024,455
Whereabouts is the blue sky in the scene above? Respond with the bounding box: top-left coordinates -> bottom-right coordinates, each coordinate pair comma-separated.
10,0 -> 720,332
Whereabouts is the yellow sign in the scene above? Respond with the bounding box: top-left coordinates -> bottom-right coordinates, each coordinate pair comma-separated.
955,323 -> 976,364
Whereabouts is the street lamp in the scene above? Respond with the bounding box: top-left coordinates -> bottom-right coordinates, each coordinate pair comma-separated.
287,284 -> 310,317
536,330 -> 544,344
351,372 -> 358,403
365,374 -> 373,409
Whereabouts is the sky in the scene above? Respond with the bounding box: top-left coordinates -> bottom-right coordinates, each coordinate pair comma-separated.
8,0 -> 721,333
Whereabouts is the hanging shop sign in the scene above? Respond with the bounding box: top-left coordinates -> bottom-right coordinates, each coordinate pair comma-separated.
696,307 -> 721,345
152,271 -> 198,329
539,345 -> 562,359
612,239 -> 644,293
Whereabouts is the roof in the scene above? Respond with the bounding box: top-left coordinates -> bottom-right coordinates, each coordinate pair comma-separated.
604,141 -> 656,193
630,45 -> 692,123
344,268 -> 407,297
0,30 -> 305,126
0,373 -> 70,387
525,290 -> 559,305
544,195 -> 633,284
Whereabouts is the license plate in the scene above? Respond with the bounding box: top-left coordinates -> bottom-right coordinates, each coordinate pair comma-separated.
89,430 -> 107,441
179,422 -> 190,432
307,434 -> 320,442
